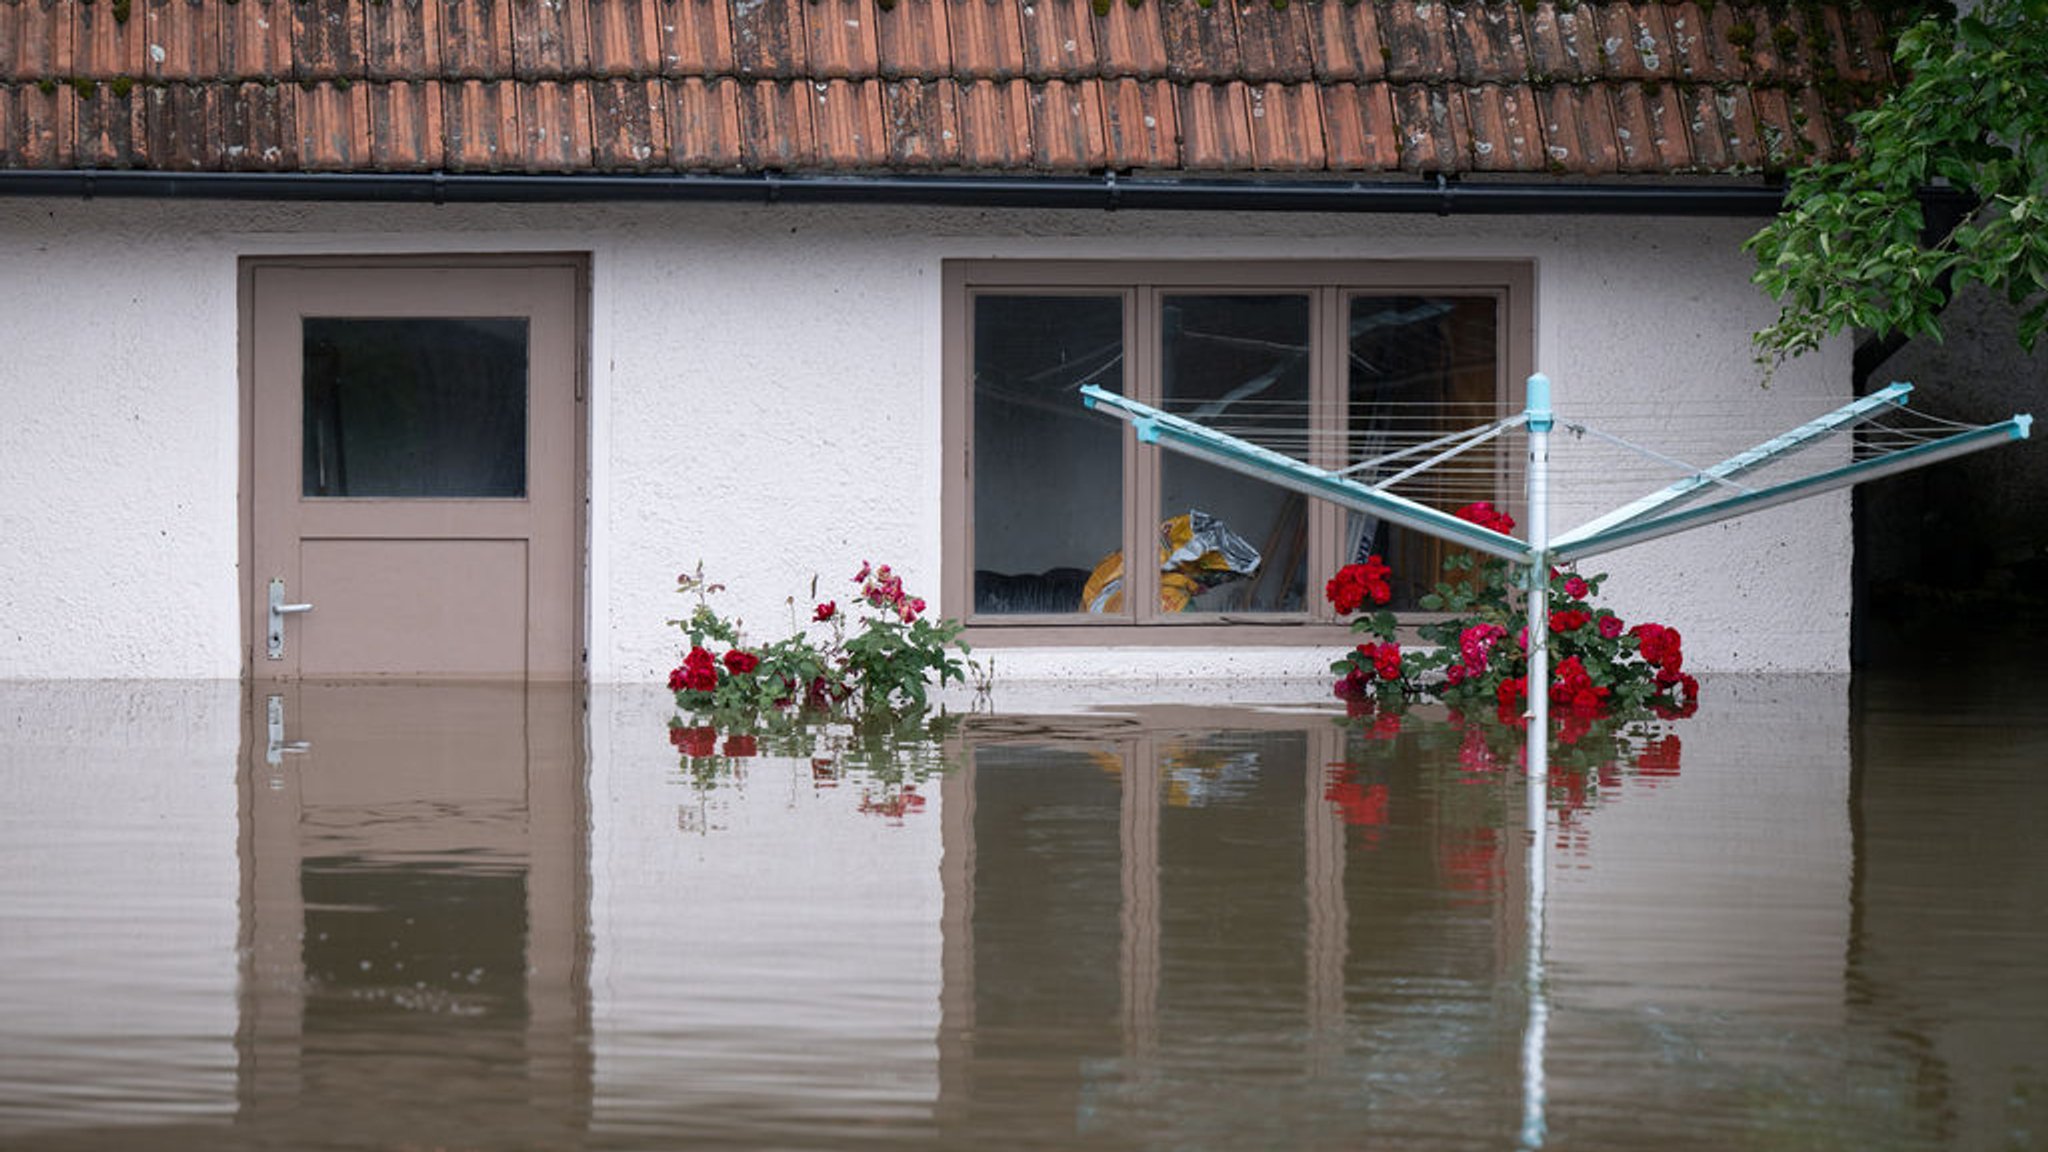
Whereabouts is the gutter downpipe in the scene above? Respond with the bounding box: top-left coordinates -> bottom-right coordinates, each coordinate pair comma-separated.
0,168 -> 1795,216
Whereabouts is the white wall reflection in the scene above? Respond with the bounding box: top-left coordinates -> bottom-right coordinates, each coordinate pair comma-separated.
0,681 -> 242,1137
585,685 -> 946,1145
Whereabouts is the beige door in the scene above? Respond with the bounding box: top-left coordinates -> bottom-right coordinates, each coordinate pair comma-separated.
247,258 -> 584,680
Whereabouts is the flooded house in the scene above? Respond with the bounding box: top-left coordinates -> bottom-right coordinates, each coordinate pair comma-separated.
0,0 -> 1901,684
9,5 -> 2043,1151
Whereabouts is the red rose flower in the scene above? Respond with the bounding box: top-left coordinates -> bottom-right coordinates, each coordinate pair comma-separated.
723,649 -> 760,675
681,645 -> 719,692
813,601 -> 837,622
1563,575 -> 1589,599
1597,614 -> 1624,639
1549,609 -> 1591,634
667,666 -> 687,692
1497,676 -> 1528,712
1325,556 -> 1393,614
1454,502 -> 1517,535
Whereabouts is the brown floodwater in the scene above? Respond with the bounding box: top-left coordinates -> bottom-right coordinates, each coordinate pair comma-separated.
0,669 -> 2041,1150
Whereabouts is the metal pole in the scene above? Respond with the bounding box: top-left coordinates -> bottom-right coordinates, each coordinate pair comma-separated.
1525,373 -> 1552,801
1519,373 -> 1553,1149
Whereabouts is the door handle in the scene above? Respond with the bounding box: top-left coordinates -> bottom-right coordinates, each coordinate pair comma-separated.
264,694 -> 311,770
266,578 -> 313,660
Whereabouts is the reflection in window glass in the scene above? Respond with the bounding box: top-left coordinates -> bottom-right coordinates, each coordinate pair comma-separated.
1160,295 -> 1311,614
1344,297 -> 1500,607
972,296 -> 1125,615
303,318 -> 529,498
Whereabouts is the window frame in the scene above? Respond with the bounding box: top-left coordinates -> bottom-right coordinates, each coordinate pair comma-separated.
942,259 -> 1535,646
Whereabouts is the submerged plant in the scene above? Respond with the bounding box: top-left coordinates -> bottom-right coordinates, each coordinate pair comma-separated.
668,560 -> 982,722
1328,502 -> 1699,725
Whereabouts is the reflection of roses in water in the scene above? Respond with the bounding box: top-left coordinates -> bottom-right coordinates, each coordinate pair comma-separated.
670,724 -> 718,758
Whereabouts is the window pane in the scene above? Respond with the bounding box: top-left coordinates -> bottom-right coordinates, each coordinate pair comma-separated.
972,296 -> 1125,615
1159,294 -> 1311,614
303,318 -> 529,498
1343,297 -> 1501,607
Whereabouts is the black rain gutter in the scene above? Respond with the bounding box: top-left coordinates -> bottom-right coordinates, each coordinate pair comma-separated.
0,167 -> 1796,216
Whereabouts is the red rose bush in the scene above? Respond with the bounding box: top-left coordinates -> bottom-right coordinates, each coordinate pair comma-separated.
1329,502 -> 1699,724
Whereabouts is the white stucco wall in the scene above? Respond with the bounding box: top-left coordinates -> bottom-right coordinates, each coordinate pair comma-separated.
0,197 -> 1851,680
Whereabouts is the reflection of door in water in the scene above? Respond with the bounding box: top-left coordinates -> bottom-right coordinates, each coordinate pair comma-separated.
239,681 -> 589,1147
245,259 -> 584,679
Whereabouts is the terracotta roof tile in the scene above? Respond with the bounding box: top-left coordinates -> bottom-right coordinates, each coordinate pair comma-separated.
1101,75 -> 1176,169
1687,83 -> 1763,170
137,0 -> 219,82
0,0 -> 75,81
1450,1 -> 1529,84
730,0 -> 805,78
0,79 -> 71,166
219,0 -> 292,82
513,0 -> 592,80
298,79 -> 368,170
442,0 -> 514,80
217,80 -> 293,169
1742,7 -> 1811,83
661,0 -> 735,77
1664,1 -> 1721,82
519,78 -> 594,169
945,0 -> 1023,81
734,78 -> 813,167
1381,0 -> 1456,83
584,0 -> 655,78
1161,0 -> 1237,82
443,77 -> 519,169
140,81 -> 207,169
1535,82 -> 1619,175
1232,0 -> 1312,84
367,78 -> 442,170
1017,0 -> 1097,81
1093,0 -> 1167,79
592,76 -> 666,167
1029,77 -> 1106,170
1304,0 -> 1383,84
1463,83 -> 1539,172
666,75 -> 745,168
74,0 -> 143,78
1524,2 -> 1596,83
954,76 -> 1030,168
0,0 -> 1901,180
1176,80 -> 1254,171
876,0 -> 951,79
1822,6 -> 1888,85
1608,81 -> 1688,172
1321,80 -> 1399,172
1593,1 -> 1676,80
810,76 -> 886,166
292,0 -> 364,82
74,81 -> 141,165
1392,82 -> 1471,172
803,0 -> 880,81
365,0 -> 442,83
1246,81 -> 1323,171
881,76 -> 959,166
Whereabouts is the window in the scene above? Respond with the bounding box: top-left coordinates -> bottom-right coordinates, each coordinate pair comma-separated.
944,262 -> 1533,640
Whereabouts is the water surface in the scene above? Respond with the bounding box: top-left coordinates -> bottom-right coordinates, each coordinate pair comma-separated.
0,674 -> 2041,1149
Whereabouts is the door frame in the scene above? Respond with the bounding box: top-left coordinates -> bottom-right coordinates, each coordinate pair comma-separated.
238,253 -> 591,681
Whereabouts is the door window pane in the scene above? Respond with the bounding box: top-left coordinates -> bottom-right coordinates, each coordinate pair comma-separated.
1159,295 -> 1311,614
1344,297 -> 1500,607
972,296 -> 1125,615
303,318 -> 529,498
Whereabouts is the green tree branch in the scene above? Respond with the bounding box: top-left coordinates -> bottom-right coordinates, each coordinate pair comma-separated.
1747,0 -> 2048,371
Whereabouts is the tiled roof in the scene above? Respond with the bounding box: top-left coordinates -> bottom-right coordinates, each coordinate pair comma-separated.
0,0 -> 1893,178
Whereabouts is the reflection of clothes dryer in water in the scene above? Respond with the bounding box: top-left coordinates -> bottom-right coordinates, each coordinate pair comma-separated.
1081,510 -> 1262,613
